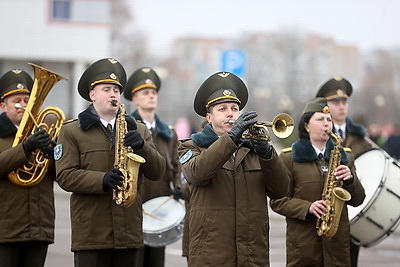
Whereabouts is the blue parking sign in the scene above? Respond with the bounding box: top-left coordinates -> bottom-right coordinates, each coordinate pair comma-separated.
221,50 -> 246,77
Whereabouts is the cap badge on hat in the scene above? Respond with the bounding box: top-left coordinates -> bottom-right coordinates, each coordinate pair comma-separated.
142,68 -> 151,73
145,79 -> 153,84
108,58 -> 118,64
218,72 -> 230,78
17,83 -> 25,89
223,90 -> 231,96
110,73 -> 117,80
323,106 -> 330,113
336,89 -> 345,97
12,69 -> 22,74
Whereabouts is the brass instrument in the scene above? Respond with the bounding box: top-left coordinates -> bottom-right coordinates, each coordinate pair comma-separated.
8,63 -> 66,187
316,131 -> 352,238
241,113 -> 294,141
111,100 -> 146,208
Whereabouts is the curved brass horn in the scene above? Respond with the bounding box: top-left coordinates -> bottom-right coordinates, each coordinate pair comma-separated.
242,113 -> 295,141
8,63 -> 66,187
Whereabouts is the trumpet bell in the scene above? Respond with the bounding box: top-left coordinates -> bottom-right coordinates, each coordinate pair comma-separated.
271,113 -> 295,139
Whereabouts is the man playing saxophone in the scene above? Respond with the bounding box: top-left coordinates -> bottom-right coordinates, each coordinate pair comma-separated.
0,69 -> 55,267
55,58 -> 166,267
270,97 -> 365,267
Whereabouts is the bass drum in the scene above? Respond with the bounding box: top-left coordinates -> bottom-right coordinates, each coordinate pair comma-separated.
348,148 -> 400,247
142,196 -> 185,248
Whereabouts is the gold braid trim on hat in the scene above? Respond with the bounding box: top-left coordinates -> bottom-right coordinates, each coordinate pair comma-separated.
205,96 -> 241,108
131,83 -> 157,94
91,79 -> 122,87
1,88 -> 30,99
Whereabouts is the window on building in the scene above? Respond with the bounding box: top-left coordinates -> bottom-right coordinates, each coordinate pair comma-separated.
50,0 -> 110,23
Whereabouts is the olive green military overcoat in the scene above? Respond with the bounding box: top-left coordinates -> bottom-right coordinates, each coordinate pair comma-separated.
270,138 -> 366,267
178,125 -> 289,267
55,105 -> 165,251
0,113 -> 55,244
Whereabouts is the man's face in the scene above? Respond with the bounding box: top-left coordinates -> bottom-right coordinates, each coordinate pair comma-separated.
89,83 -> 121,117
206,102 -> 240,136
132,88 -> 158,111
327,99 -> 348,125
0,93 -> 29,126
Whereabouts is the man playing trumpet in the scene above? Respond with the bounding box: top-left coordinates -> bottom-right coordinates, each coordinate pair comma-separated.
178,72 -> 289,266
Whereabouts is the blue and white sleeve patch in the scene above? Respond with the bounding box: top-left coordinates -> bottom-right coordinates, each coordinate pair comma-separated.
179,150 -> 193,164
54,144 -> 63,161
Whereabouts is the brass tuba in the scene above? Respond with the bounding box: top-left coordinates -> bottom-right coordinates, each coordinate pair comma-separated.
242,113 -> 295,141
112,101 -> 146,208
8,63 -> 66,187
316,131 -> 352,238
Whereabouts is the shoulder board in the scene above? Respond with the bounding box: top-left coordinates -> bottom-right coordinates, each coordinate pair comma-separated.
344,147 -> 352,152
281,147 -> 292,153
63,118 -> 77,125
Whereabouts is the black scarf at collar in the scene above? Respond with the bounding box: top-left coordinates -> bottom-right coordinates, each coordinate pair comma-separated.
78,104 -> 137,131
131,110 -> 173,141
292,138 -> 349,164
0,112 -> 17,138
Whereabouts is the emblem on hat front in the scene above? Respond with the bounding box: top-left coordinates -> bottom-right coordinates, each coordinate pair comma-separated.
110,73 -> 117,80
336,89 -> 345,96
145,79 -> 153,84
218,72 -> 230,78
17,83 -> 25,89
323,106 -> 330,113
12,69 -> 22,74
223,90 -> 231,96
108,58 -> 118,64
142,68 -> 151,73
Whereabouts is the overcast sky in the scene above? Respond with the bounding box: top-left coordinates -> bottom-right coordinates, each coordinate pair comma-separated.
129,0 -> 399,55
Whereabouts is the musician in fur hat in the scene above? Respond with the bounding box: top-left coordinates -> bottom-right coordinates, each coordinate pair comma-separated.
270,97 -> 365,267
55,58 -> 166,267
0,68 -> 55,267
178,72 -> 289,266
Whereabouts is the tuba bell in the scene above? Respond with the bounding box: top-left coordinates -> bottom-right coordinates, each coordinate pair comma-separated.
242,113 -> 295,141
8,63 -> 66,187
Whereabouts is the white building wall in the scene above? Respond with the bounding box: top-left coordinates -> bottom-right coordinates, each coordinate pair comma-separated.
0,0 -> 112,118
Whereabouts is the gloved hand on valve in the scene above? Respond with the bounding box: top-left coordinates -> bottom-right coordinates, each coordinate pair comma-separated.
22,128 -> 51,154
124,130 -> 144,151
103,168 -> 123,192
228,111 -> 258,143
250,139 -> 273,159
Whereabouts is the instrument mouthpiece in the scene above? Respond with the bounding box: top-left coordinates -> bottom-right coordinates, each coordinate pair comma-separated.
111,100 -> 118,107
14,103 -> 22,109
228,119 -> 235,124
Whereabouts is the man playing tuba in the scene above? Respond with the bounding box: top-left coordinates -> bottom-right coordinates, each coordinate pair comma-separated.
55,58 -> 166,267
0,69 -> 56,267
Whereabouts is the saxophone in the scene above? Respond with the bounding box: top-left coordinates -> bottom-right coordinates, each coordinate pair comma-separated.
316,131 -> 352,239
111,100 -> 146,208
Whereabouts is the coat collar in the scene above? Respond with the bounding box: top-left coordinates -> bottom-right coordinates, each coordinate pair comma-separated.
292,138 -> 348,164
78,104 -> 137,131
0,112 -> 17,138
132,110 -> 173,141
334,117 -> 366,138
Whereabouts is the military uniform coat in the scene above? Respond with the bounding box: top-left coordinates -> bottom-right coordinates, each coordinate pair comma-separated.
270,138 -> 366,267
55,105 -> 166,251
338,117 -> 372,157
178,124 -> 289,267
0,112 -> 55,244
132,111 -> 180,202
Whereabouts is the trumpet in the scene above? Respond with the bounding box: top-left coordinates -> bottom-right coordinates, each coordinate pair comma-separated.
241,113 -> 295,141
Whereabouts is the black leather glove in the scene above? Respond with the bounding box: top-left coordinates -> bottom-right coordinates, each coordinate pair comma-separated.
228,111 -> 258,142
103,168 -> 123,191
22,128 -> 51,154
41,140 -> 57,159
124,130 -> 144,150
171,186 -> 184,200
250,139 -> 273,159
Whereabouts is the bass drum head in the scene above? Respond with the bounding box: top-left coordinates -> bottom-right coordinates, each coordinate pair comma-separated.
348,148 -> 386,221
